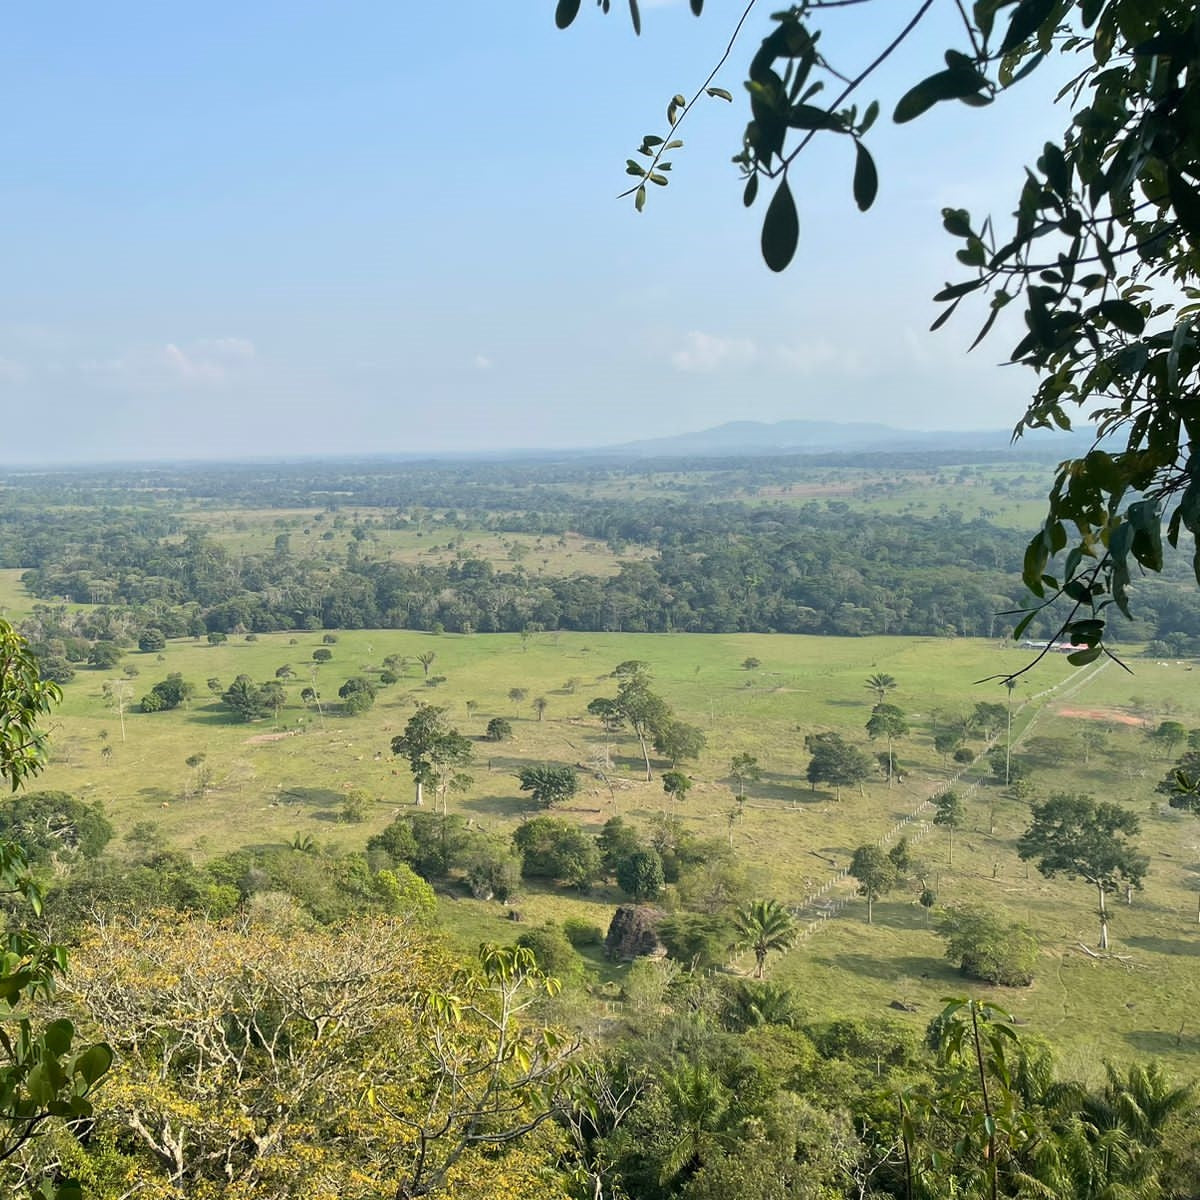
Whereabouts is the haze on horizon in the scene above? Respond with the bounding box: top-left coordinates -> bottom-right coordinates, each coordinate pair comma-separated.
1,3 -> 1074,466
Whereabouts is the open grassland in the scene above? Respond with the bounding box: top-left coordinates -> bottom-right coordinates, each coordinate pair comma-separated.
18,595 -> 1200,1075
177,508 -> 645,575
750,463 -> 1053,529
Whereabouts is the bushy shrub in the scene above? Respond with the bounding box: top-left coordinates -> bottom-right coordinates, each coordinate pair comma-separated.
562,917 -> 604,947
936,904 -> 1037,987
486,717 -> 513,742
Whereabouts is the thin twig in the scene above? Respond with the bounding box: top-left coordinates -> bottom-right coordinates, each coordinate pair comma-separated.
617,0 -> 763,200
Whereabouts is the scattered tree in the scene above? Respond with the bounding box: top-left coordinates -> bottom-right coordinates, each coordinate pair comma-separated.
338,675 -> 377,715
865,673 -> 897,704
517,764 -> 579,809
1018,793 -> 1149,950
652,719 -> 706,767
390,704 -> 473,809
732,898 -> 797,979
661,769 -> 692,808
1149,720 -> 1187,759
849,844 -> 897,924
933,790 -> 966,867
485,716 -> 513,742
937,904 -> 1038,987
866,703 -> 909,785
805,731 -> 872,799
729,752 -> 761,799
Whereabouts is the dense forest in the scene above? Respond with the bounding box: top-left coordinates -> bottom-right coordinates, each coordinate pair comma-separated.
3,457 -> 1200,652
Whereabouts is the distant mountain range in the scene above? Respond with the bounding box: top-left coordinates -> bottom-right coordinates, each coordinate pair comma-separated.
599,419 -> 1093,458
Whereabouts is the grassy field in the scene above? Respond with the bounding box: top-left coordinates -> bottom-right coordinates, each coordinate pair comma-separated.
748,463 -> 1053,529
176,508 -> 646,576
4,564 -> 1198,1076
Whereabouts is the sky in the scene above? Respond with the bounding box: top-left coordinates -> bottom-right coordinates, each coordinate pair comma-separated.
0,2 -> 1080,464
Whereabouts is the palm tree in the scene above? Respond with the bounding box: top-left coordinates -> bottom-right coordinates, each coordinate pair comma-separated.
732,898 -> 798,979
865,672 -> 898,704
728,980 -> 798,1030
659,1064 -> 731,1184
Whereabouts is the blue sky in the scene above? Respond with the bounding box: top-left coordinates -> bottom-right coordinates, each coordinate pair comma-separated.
0,2 -> 1076,463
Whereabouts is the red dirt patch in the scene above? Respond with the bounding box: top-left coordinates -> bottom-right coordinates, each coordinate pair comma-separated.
244,730 -> 301,745
1054,706 -> 1148,727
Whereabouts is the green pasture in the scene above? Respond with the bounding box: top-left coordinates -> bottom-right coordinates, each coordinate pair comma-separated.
749,463 -> 1053,529
16,605 -> 1199,1072
177,508 -> 643,576
5,538 -> 1197,1077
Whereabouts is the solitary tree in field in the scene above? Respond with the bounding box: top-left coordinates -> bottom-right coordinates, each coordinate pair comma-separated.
593,664 -> 671,781
729,752 -> 761,799
849,844 -> 897,925
391,704 -> 473,808
1149,720 -> 1187,760
508,687 -> 528,715
865,673 -> 897,705
338,676 -> 376,716
417,651 -> 436,679
1080,728 -> 1109,765
866,703 -> 909,787
652,719 -> 706,768
661,770 -> 692,809
804,732 -> 872,800
1018,793 -> 1148,950
933,790 -> 966,867
517,764 -> 579,809
485,717 -> 513,742
532,696 -> 548,722
732,898 -> 797,979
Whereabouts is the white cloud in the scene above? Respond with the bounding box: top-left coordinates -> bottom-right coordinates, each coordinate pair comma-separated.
670,330 -> 757,373
163,343 -> 226,382
197,336 -> 256,360
473,353 -> 492,370
80,337 -> 257,388
775,338 -> 849,375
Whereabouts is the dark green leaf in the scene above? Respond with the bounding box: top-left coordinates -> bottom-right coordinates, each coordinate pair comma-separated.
706,87 -> 733,102
555,0 -> 581,29
999,0 -> 1058,55
1099,299 -> 1145,335
1168,171 -> 1200,241
43,1019 -> 73,1057
73,1043 -> 113,1087
761,177 -> 799,272
743,174 -> 759,208
942,208 -> 972,238
628,0 -> 641,35
894,68 -> 988,124
787,103 -> 843,131
853,142 -> 878,211
690,0 -> 703,13
1067,647 -> 1102,666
